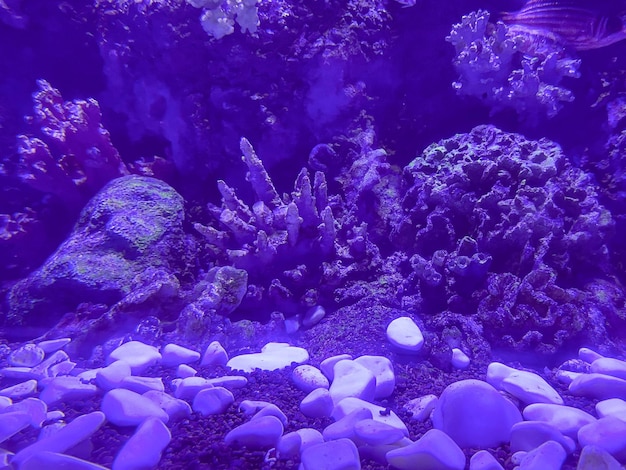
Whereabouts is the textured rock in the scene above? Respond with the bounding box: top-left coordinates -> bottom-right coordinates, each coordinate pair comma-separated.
292,365 -> 329,393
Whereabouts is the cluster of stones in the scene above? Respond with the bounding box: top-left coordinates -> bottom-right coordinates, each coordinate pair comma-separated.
0,316 -> 625,469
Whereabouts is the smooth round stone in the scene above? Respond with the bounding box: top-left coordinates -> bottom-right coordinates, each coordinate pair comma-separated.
277,428 -> 324,458
386,317 -> 424,353
11,412 -> 106,467
404,395 -> 438,422
332,397 -> 408,436
176,364 -> 197,378
300,438 -> 360,470
0,380 -> 37,400
253,404 -> 288,426
303,305 -> 326,328
469,450 -> 504,470
386,429 -> 465,470
96,361 -> 132,392
579,347 -> 604,364
555,370 -> 582,385
323,408 -> 373,442
330,360 -> 376,405
120,376 -> 164,394
487,362 -> 563,405
200,341 -> 228,367
9,344 -> 45,367
112,417 -> 171,470
451,348 -> 470,369
239,400 -> 273,415
0,397 -> 11,410
577,445 -> 623,470
432,379 -> 522,449
48,360 -> 76,378
143,391 -> 191,421
45,410 -> 65,423
523,403 -> 596,439
3,398 -> 47,428
354,355 -> 395,399
193,387 -> 234,415
172,376 -> 214,400
227,343 -> 309,372
160,344 -> 200,367
513,440 -> 566,470
20,451 -> 107,469
301,388 -> 334,418
591,358 -> 626,380
320,354 -> 352,381
578,416 -> 626,461
292,365 -> 329,393
354,418 -> 405,446
597,398 -> 626,421
224,415 -> 284,449
36,338 -> 71,355
510,420 -> 576,454
569,373 -> 626,400
107,341 -> 162,374
101,389 -> 169,426
39,377 -> 98,406
206,375 -> 248,390
0,412 -> 31,444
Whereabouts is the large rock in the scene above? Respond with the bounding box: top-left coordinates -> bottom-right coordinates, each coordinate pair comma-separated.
7,175 -> 190,327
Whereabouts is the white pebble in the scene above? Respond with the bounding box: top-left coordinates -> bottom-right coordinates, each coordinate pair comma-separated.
577,445 -> 623,470
143,391 -> 191,421
176,364 -> 197,378
292,365 -> 329,393
193,387 -> 234,415
432,379 -> 522,449
201,341 -> 228,367
3,397 -> 47,428
224,415 -> 284,449
101,389 -> 169,426
569,373 -> 626,400
253,404 -> 288,426
513,440 -> 566,470
386,316 -> 424,353
300,388 -> 334,418
354,418 -> 405,446
0,412 -> 31,444
487,362 -> 563,405
332,397 -> 408,436
160,343 -> 200,367
36,338 -> 71,354
354,355 -> 395,399
469,450 -> 504,470
12,412 -> 105,467
206,375 -> 248,390
239,400 -> 273,415
0,396 -> 11,410
323,408 -> 372,442
591,357 -> 626,380
120,376 -> 164,394
578,416 -> 626,461
451,348 -> 470,369
510,420 -> 575,454
107,341 -> 161,374
329,360 -> 376,405
39,377 -> 97,406
172,376 -> 214,400
227,343 -> 309,372
404,394 -> 438,421
277,428 -> 324,458
579,347 -> 604,363
597,398 -> 626,421
20,450 -> 107,469
522,403 -> 596,439
9,344 -> 45,367
386,428 -> 465,470
96,361 -> 131,391
320,354 -> 352,381
112,417 -> 171,470
0,379 -> 37,399
300,438 -> 360,470
302,305 -> 326,328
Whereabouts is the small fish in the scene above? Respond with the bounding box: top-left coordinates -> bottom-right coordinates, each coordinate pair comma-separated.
501,0 -> 626,50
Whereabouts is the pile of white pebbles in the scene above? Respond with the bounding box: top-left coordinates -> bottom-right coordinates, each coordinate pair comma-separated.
0,315 -> 625,469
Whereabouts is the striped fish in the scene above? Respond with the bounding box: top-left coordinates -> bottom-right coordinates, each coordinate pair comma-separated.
501,0 -> 626,50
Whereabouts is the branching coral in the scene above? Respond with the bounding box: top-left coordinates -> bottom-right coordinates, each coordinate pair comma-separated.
446,10 -> 580,120
187,0 -> 260,39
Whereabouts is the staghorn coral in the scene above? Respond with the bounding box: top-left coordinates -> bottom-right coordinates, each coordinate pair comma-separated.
194,137 -> 384,323
446,10 -> 580,120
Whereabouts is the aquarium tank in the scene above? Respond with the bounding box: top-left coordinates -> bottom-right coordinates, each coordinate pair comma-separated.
1,0 -> 626,468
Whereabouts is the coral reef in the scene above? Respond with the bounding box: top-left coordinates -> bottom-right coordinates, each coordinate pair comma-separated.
446,10 -> 581,120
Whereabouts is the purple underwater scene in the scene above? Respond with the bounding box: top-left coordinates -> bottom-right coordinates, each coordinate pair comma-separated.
1,0 -> 626,468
